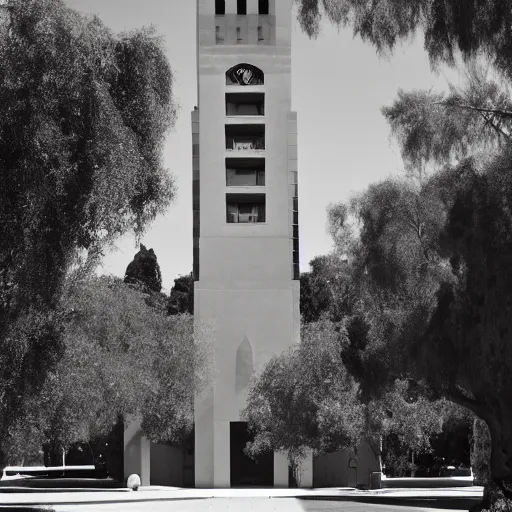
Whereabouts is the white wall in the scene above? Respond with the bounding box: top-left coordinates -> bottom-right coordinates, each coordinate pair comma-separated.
194,0 -> 298,489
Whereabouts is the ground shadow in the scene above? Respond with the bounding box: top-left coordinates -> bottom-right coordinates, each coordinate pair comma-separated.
295,496 -> 482,511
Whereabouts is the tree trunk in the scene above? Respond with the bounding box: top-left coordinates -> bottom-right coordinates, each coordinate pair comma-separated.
470,403 -> 512,512
411,450 -> 417,478
471,418 -> 491,485
366,434 -> 383,473
43,440 -> 62,467
365,406 -> 383,473
487,417 -> 512,494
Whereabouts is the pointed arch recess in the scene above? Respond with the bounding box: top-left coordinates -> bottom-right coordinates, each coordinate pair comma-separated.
236,335 -> 254,394
226,64 -> 264,86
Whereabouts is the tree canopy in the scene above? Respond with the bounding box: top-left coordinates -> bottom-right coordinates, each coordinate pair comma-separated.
294,2 -> 512,498
242,319 -> 364,465
294,0 -> 512,78
168,272 -> 194,315
0,0 -> 176,457
242,317 -> 454,473
124,244 -> 163,294
326,83 -> 512,496
3,276 -> 211,464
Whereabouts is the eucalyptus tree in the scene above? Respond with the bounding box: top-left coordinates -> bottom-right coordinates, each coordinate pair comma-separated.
0,0 -> 176,458
4,276 -> 212,466
242,319 -> 365,470
243,318 -> 451,477
295,0 -> 512,79
328,144 -> 512,507
168,272 -> 195,315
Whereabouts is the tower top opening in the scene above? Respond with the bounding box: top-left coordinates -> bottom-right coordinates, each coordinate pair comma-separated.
215,0 -> 225,15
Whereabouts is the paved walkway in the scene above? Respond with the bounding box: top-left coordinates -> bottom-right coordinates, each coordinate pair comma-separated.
0,485 -> 484,508
50,497 -> 481,512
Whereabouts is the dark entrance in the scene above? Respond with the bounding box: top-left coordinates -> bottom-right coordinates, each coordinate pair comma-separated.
230,422 -> 274,487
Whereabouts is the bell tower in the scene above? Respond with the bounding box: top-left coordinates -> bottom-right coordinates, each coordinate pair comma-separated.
193,0 -> 304,488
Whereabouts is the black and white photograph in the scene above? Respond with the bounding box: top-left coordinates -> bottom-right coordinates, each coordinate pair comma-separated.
0,1 -> 509,511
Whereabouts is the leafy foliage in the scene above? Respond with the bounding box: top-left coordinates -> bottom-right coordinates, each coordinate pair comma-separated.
243,316 -> 455,469
296,0 -> 512,498
2,276 -> 212,464
294,0 -> 512,78
168,272 -> 194,315
300,255 -> 352,323
242,319 -> 365,464
328,104 -> 512,493
124,244 -> 163,293
382,65 -> 512,172
0,0 -> 176,458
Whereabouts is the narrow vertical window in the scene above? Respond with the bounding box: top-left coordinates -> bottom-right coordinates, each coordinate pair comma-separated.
236,27 -> 242,43
216,26 -> 223,43
237,0 -> 247,15
258,0 -> 269,14
215,0 -> 225,15
258,26 -> 264,41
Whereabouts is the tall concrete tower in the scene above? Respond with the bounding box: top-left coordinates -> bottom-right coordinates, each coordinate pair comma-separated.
193,0 -> 303,488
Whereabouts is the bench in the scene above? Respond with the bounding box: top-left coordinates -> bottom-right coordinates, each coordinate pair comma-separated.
1,465 -> 98,480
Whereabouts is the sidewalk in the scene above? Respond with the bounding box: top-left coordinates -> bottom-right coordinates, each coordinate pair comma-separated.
0,485 -> 485,507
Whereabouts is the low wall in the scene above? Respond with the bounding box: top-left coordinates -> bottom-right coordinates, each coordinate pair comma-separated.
313,442 -> 380,488
382,476 -> 474,488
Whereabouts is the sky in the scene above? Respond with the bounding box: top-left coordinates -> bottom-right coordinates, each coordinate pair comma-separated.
66,0 -> 460,292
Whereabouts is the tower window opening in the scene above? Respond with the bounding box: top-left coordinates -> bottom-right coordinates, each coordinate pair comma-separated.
227,168 -> 265,186
226,194 -> 265,223
237,0 -> 247,15
236,27 -> 242,43
259,0 -> 269,14
226,124 -> 265,151
226,93 -> 265,116
226,63 -> 264,86
215,0 -> 225,15
258,26 -> 264,41
226,158 -> 265,187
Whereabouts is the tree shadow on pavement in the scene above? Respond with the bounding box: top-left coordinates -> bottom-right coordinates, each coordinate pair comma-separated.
295,496 -> 482,511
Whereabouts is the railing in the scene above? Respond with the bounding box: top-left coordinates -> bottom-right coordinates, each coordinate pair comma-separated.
239,213 -> 259,223
227,211 -> 264,224
226,138 -> 265,151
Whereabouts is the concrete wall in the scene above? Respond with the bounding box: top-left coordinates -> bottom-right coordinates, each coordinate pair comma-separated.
194,0 -> 298,489
314,452 -> 348,488
124,417 -> 150,486
150,443 -> 184,487
382,476 -> 474,488
194,286 -> 299,487
355,442 -> 381,488
314,442 -> 381,489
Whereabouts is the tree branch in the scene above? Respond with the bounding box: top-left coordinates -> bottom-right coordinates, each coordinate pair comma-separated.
479,112 -> 511,140
435,101 -> 512,118
445,384 -> 490,422
434,101 -> 512,139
